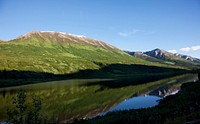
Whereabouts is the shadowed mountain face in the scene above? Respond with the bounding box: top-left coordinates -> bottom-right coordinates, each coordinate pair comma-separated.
144,48 -> 176,60
125,51 -> 164,63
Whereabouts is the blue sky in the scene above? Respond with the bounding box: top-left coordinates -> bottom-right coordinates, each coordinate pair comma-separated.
0,0 -> 200,58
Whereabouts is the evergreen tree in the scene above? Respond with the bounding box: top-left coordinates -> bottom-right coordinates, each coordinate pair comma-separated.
7,90 -> 44,124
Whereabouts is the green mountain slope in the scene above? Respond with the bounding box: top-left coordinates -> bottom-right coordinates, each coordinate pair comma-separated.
0,31 -> 159,74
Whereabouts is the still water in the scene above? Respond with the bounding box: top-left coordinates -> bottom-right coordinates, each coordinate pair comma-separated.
0,74 -> 198,122
109,95 -> 161,111
96,95 -> 161,117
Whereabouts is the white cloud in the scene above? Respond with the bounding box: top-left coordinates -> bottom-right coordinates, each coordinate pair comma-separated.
180,47 -> 191,52
191,46 -> 200,51
119,32 -> 129,37
119,29 -> 140,37
168,45 -> 200,58
168,50 -> 177,53
180,45 -> 200,52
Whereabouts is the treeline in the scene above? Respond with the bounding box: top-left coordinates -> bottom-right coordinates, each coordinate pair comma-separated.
0,64 -> 187,80
0,64 -> 194,88
0,70 -> 57,79
0,70 -> 67,88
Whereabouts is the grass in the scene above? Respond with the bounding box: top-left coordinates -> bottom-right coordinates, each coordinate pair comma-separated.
0,35 -> 188,75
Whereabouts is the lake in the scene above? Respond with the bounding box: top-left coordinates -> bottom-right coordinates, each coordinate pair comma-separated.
0,74 -> 198,123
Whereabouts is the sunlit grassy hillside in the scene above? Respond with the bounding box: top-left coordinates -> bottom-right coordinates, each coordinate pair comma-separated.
0,31 -> 162,74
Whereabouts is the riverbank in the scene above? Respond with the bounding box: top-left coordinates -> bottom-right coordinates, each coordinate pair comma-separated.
74,76 -> 200,124
0,64 -> 190,88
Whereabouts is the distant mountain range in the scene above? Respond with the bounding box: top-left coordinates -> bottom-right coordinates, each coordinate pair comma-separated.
0,31 -> 199,75
125,48 -> 200,69
174,53 -> 200,63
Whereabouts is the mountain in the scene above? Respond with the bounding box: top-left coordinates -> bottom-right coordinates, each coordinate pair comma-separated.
0,31 -> 154,74
125,51 -> 164,63
16,31 -> 117,50
144,48 -> 175,60
174,53 -> 200,63
1,30 -> 199,76
126,48 -> 200,69
144,49 -> 200,64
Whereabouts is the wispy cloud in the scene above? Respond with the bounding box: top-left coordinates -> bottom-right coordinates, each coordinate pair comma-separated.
168,45 -> 200,54
118,29 -> 155,37
180,45 -> 200,52
180,47 -> 191,52
168,50 -> 177,53
118,29 -> 140,37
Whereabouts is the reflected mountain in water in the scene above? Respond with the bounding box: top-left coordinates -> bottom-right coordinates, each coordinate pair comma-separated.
98,74 -> 198,116
0,74 -> 198,123
149,85 -> 180,97
134,74 -> 198,97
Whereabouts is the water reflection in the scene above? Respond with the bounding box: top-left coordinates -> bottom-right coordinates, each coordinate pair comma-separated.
99,95 -> 161,116
0,74 -> 198,122
97,73 -> 198,117
2,90 -> 5,98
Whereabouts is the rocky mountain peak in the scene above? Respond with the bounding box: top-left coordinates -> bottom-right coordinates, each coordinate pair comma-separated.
144,48 -> 171,60
16,30 -> 118,51
174,53 -> 200,63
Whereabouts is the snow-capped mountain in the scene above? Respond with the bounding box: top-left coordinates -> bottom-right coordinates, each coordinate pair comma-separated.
174,53 -> 200,63
17,30 -> 117,50
143,48 -> 175,60
125,48 -> 200,69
